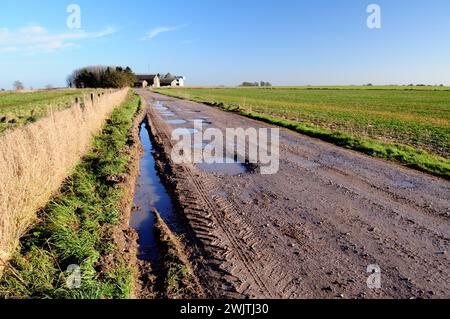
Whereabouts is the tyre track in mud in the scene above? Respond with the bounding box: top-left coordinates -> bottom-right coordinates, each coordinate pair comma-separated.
140,92 -> 278,298
137,89 -> 450,299
188,171 -> 276,297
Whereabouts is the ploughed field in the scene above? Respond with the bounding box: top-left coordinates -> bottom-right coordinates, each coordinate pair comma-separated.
155,86 -> 450,177
0,89 -> 101,134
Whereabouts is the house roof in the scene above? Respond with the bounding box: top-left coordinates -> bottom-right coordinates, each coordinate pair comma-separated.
136,74 -> 159,81
135,73 -> 184,84
160,74 -> 184,85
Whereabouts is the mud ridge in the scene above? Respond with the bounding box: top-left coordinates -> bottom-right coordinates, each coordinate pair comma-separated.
153,209 -> 205,298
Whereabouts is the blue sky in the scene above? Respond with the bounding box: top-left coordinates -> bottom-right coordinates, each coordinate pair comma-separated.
0,0 -> 449,89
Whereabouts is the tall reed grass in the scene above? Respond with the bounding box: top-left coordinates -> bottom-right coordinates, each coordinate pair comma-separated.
0,89 -> 129,271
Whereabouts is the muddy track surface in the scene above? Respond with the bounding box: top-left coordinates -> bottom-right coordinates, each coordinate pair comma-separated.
137,89 -> 450,299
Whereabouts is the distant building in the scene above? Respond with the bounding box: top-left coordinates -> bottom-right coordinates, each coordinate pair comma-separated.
159,73 -> 185,87
160,73 -> 185,87
135,74 -> 160,88
135,73 -> 186,88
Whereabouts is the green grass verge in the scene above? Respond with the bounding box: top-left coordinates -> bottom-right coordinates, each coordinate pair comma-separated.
155,89 -> 450,180
0,92 -> 142,299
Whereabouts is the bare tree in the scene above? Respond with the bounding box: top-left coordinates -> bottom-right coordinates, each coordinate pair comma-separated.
45,84 -> 54,90
13,81 -> 25,91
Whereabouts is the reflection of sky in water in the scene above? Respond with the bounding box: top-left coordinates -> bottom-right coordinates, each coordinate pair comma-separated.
196,159 -> 248,176
174,128 -> 200,135
160,112 -> 176,117
165,119 -> 187,125
130,123 -> 176,261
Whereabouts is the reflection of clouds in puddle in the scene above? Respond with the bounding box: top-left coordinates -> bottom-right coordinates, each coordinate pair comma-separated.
173,128 -> 199,135
165,119 -> 187,125
154,101 -> 168,110
176,140 -> 250,176
195,159 -> 249,176
189,119 -> 212,125
160,112 -> 176,117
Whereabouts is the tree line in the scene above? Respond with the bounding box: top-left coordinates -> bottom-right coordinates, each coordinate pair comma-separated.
67,66 -> 137,89
239,81 -> 272,87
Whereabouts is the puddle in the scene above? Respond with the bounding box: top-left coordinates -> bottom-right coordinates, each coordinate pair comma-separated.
195,157 -> 250,176
189,119 -> 212,125
130,123 -> 179,261
165,119 -> 187,125
154,102 -> 168,111
173,128 -> 200,135
160,112 -> 176,117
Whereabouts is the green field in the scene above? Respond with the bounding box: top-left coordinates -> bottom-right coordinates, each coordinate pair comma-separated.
0,89 -> 99,134
155,86 -> 450,178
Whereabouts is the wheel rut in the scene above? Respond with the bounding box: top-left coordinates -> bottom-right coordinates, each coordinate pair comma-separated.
141,92 -> 280,298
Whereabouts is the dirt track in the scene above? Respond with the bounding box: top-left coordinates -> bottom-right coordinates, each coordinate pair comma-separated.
138,89 -> 450,299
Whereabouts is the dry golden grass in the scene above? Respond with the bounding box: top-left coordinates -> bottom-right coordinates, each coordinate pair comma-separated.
0,89 -> 129,271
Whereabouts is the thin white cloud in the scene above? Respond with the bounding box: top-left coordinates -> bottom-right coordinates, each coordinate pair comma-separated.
18,25 -> 47,34
0,25 -> 116,55
141,25 -> 185,41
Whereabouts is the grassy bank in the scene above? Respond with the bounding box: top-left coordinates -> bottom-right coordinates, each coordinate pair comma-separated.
0,89 -> 128,271
155,87 -> 450,179
0,92 -> 141,299
0,89 -> 102,134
